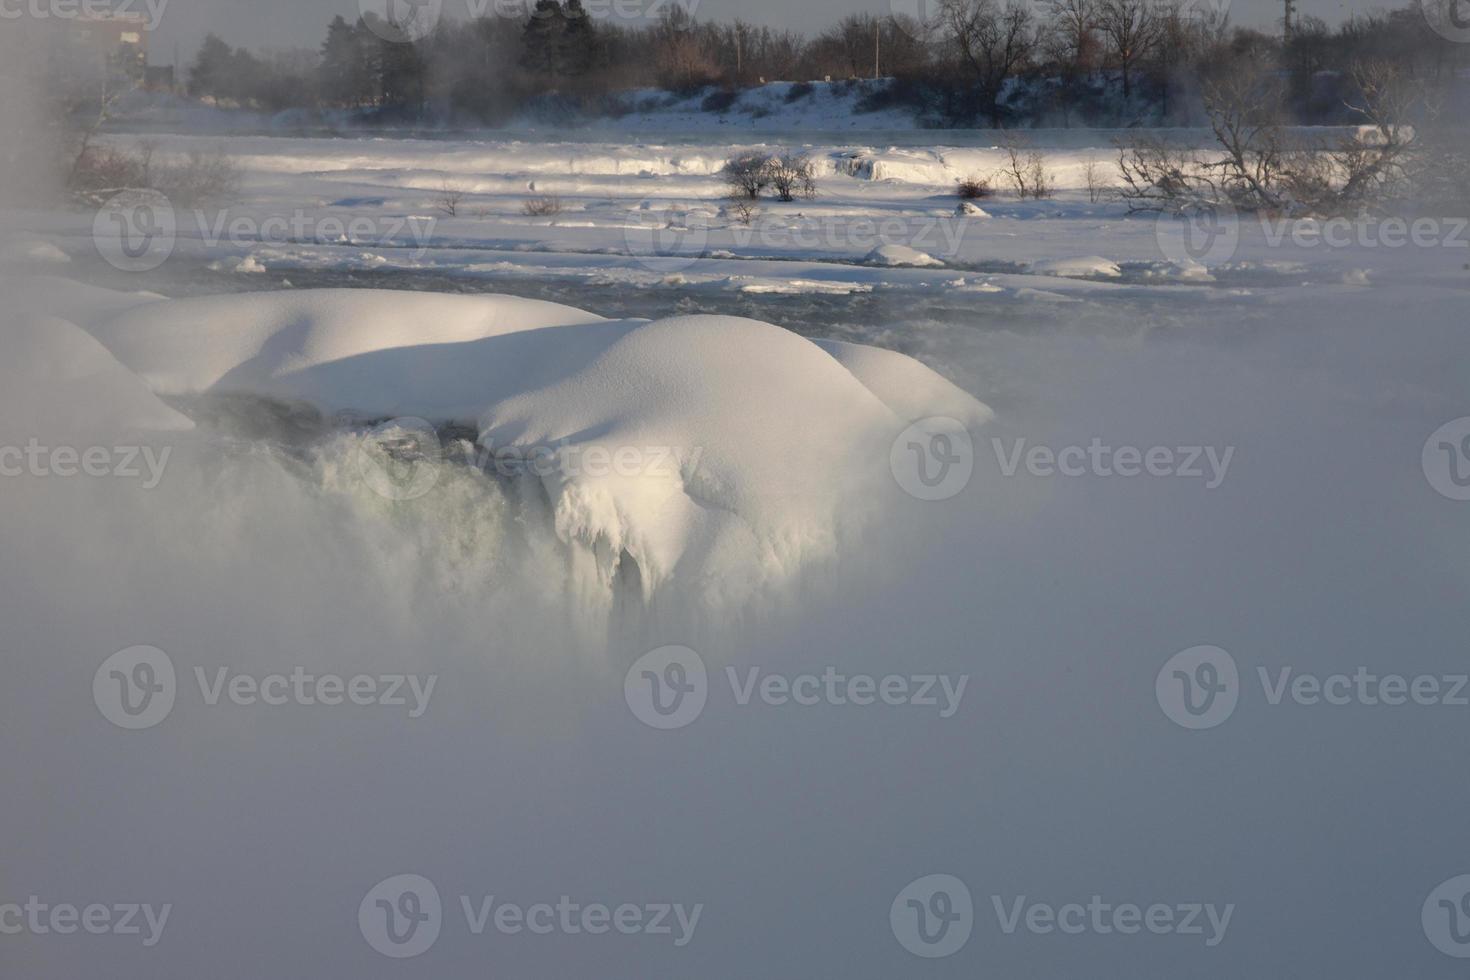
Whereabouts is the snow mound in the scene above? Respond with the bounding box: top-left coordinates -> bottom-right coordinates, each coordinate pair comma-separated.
864,244 -> 944,268
82,288 -> 990,602
88,289 -> 609,412
1029,255 -> 1122,278
1,239 -> 70,265
0,314 -> 194,440
208,254 -> 268,274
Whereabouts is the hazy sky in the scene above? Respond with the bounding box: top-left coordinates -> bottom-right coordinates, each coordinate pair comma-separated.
139,0 -> 1390,64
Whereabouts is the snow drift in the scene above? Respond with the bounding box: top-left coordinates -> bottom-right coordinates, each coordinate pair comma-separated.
72,286 -> 991,604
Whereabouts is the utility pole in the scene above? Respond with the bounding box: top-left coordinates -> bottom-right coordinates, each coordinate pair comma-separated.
874,19 -> 880,79
1283,0 -> 1295,41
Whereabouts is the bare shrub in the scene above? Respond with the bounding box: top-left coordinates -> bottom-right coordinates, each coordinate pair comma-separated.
522,194 -> 563,216
723,197 -> 759,224
1083,154 -> 1108,204
1116,63 -> 1416,217
998,135 -> 1053,200
69,145 -> 148,198
956,175 -> 992,199
436,179 -> 465,217
722,153 -> 771,200
69,143 -> 240,207
764,152 -> 816,202
155,149 -> 241,206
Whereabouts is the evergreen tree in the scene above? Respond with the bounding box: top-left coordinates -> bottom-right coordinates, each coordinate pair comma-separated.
187,34 -> 234,99
560,0 -> 598,77
521,0 -> 565,76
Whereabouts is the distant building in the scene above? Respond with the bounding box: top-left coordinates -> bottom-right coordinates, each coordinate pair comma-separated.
50,11 -> 149,93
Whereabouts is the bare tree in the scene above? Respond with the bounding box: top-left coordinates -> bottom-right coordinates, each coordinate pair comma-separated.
1083,153 -> 1108,202
1095,0 -> 1159,102
764,153 -> 817,201
998,134 -> 1054,198
1043,0 -> 1097,75
936,0 -> 1037,125
436,179 -> 466,217
721,153 -> 771,199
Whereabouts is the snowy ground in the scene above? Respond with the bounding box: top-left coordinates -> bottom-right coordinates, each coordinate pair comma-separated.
3,127 -> 1469,978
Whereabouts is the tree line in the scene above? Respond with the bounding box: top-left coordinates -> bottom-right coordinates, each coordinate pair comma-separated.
182,0 -> 1468,126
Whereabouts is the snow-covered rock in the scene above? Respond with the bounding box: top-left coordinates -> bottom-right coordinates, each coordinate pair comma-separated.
864,244 -> 944,268
955,201 -> 990,217
0,314 -> 194,440
1029,255 -> 1122,278
80,288 -> 990,601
